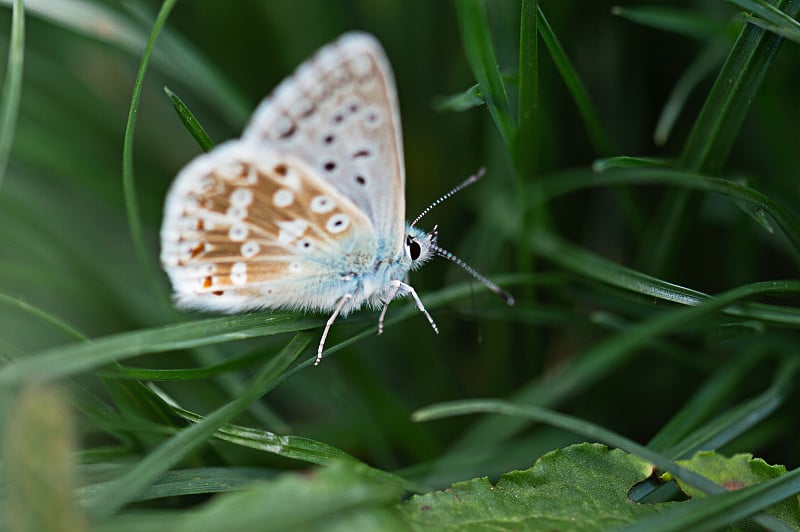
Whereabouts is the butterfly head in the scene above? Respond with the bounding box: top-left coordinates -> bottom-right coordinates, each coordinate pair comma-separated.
405,168 -> 515,306
404,224 -> 438,271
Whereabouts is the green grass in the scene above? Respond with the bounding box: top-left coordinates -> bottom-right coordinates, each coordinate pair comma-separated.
2,0 -> 800,529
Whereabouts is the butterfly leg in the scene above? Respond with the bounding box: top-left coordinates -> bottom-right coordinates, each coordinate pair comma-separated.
381,280 -> 439,336
377,283 -> 402,335
316,293 -> 353,366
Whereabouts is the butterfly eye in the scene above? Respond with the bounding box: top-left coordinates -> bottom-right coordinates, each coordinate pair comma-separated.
408,239 -> 421,261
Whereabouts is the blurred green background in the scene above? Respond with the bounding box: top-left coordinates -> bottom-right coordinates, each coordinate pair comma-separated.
1,0 -> 799,506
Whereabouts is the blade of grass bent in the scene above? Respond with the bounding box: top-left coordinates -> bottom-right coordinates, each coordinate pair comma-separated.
448,278 -> 800,453
121,0 -> 177,308
642,0 -> 800,275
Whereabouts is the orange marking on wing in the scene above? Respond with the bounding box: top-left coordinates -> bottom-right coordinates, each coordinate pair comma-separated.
212,290 -> 224,296
202,276 -> 213,288
190,243 -> 205,259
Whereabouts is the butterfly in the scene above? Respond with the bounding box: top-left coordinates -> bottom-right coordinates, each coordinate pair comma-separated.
160,32 -> 513,365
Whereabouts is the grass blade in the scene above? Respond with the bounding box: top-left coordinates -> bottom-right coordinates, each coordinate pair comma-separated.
539,6 -> 611,156
455,0 -> 515,147
0,0 -> 24,189
164,86 -> 214,152
612,6 -> 732,39
727,0 -> 800,43
516,0 -> 538,177
0,312 -> 318,386
642,0 -> 800,275
449,277 -> 800,452
121,0 -> 177,309
86,332 -> 312,517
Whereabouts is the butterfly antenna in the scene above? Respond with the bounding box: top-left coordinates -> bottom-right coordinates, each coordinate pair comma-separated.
432,244 -> 515,306
410,167 -> 486,228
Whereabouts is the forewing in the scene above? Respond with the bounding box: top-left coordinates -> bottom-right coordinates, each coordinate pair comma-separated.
160,141 -> 378,313
242,32 -> 405,254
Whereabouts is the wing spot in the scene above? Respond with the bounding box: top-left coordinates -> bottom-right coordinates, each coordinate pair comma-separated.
323,161 -> 337,172
227,206 -> 247,220
326,214 -> 350,234
297,239 -> 313,251
310,195 -> 335,213
350,54 -> 372,77
273,188 -> 294,207
229,224 -> 248,241
189,243 -> 206,259
231,262 -> 247,286
244,166 -> 258,185
271,163 -> 300,189
289,262 -> 302,274
274,114 -> 295,138
231,188 -> 253,208
212,290 -> 224,296
197,176 -> 214,192
355,175 -> 367,186
352,148 -> 371,159
308,83 -> 327,101
364,106 -> 383,128
279,123 -> 297,139
202,276 -> 213,288
195,218 -> 205,231
277,219 -> 309,244
323,133 -> 335,145
292,98 -> 315,119
216,163 -> 243,180
241,241 -> 261,258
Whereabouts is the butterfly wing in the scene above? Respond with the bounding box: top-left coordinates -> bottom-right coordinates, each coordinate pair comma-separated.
242,32 -> 406,255
160,141 -> 379,313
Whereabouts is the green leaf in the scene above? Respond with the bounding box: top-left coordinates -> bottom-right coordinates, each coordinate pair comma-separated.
174,462 -> 406,532
401,443 -> 668,529
623,458 -> 800,531
673,452 -> 800,520
661,452 -> 800,531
